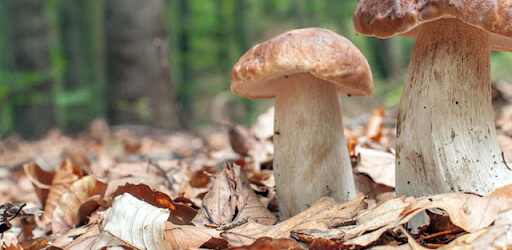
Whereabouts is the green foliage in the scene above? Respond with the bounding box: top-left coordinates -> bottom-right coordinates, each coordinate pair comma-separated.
3,0 -> 512,137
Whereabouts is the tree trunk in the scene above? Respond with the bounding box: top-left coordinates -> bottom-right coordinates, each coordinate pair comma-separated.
177,0 -> 193,118
233,0 -> 255,122
58,0 -> 106,133
106,0 -> 179,130
7,0 -> 55,139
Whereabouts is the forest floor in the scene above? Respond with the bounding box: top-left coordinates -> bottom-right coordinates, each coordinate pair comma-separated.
3,83 -> 512,249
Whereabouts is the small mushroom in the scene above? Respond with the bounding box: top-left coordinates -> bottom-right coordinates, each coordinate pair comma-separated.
231,28 -> 373,218
354,0 -> 512,197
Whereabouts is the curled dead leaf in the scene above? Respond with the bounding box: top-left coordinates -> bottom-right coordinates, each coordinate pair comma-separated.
112,183 -> 197,225
193,162 -> 276,227
93,193 -> 172,250
221,197 -> 366,246
41,159 -> 83,224
290,228 -> 345,244
355,146 -> 395,188
51,176 -> 106,233
164,223 -> 222,249
23,162 -> 55,206
443,209 -> 512,249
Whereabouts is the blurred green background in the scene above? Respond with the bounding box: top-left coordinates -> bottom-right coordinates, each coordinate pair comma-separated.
2,0 -> 512,139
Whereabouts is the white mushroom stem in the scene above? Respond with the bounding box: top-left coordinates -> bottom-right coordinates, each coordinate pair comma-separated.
396,18 -> 512,197
273,73 -> 355,219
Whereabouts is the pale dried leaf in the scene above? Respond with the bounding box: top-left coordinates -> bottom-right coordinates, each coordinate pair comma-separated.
51,224 -> 91,248
489,184 -> 512,198
23,161 -> 55,206
355,146 -> 395,188
405,193 -> 512,233
42,159 -> 82,224
442,209 -> 512,249
111,183 -> 197,225
93,193 -> 171,250
164,223 -> 221,249
193,163 -> 276,226
344,193 -> 512,247
290,228 -> 345,243
343,197 -> 414,246
52,176 -> 106,233
221,196 -> 366,246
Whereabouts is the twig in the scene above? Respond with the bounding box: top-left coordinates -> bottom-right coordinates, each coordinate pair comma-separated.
204,217 -> 250,231
218,217 -> 250,231
419,228 -> 462,240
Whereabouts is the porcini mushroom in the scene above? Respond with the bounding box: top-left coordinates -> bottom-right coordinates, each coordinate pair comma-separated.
354,0 -> 512,197
231,28 -> 373,218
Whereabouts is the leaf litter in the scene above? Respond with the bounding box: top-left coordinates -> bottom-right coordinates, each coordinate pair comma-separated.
2,101 -> 512,249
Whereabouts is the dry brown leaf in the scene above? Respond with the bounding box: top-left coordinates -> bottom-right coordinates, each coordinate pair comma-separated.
3,244 -> 23,250
228,124 -> 255,156
344,193 -> 512,247
65,224 -> 101,250
200,237 -> 229,249
93,193 -> 171,250
164,223 -> 222,249
112,183 -> 197,225
193,162 -> 276,227
343,196 -> 414,246
489,184 -> 512,198
189,168 -> 211,188
221,196 -> 366,246
50,224 -> 91,248
65,147 -> 92,173
309,238 -> 348,250
355,146 -> 395,188
23,162 -> 55,206
442,209 -> 512,249
365,106 -> 387,142
404,193 -> 512,233
290,228 -> 345,244
51,176 -> 106,233
41,159 -> 83,224
230,237 -> 304,250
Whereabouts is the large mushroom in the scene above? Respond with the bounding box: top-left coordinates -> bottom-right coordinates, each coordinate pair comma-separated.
354,0 -> 512,197
231,28 -> 373,218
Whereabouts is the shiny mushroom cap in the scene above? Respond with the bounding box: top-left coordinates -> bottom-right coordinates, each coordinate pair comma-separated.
231,28 -> 373,99
354,0 -> 512,51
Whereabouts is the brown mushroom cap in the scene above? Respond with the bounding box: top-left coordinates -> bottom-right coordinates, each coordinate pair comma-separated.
231,28 -> 373,99
354,0 -> 512,50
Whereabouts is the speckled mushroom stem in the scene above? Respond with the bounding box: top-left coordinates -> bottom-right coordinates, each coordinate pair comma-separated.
396,19 -> 512,197
273,73 -> 356,219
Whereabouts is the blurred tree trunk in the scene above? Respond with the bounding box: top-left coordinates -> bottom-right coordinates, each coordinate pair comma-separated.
233,0 -> 255,122
177,0 -> 192,117
106,0 -> 180,130
215,0 -> 230,79
6,0 -> 55,138
58,0 -> 106,133
234,0 -> 249,53
368,38 -> 402,80
294,0 -> 306,28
